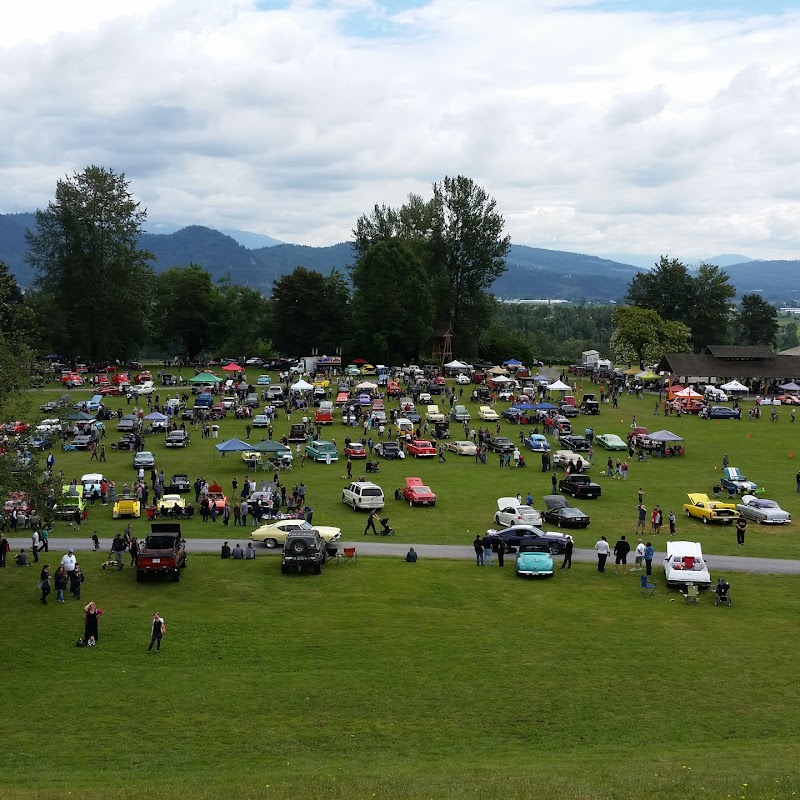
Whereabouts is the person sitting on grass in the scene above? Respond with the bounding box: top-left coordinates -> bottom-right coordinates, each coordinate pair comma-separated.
405,548 -> 418,563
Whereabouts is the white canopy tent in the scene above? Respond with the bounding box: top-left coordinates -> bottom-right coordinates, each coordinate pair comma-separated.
779,382 -> 800,392
444,360 -> 470,371
547,380 -> 572,391
290,379 -> 313,392
674,387 -> 702,399
356,381 -> 378,391
721,380 -> 749,392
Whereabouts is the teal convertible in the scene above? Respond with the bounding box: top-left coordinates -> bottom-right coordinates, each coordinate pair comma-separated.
516,537 -> 555,578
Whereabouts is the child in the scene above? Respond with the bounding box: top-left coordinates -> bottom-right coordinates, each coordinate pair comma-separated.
91,531 -> 100,551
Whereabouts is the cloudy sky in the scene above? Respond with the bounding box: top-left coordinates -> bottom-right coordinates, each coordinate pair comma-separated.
2,0 -> 800,263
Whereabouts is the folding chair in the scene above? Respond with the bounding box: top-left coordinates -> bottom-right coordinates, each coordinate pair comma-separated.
325,545 -> 339,565
640,574 -> 656,597
680,584 -> 700,604
342,547 -> 357,565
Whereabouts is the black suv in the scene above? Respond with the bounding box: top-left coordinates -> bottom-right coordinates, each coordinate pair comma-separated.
281,530 -> 327,575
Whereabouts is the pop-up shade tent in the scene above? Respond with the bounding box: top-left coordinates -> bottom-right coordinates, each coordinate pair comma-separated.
646,430 -> 684,442
215,438 -> 252,452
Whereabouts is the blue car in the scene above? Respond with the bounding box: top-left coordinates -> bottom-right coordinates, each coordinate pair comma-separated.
516,538 -> 555,577
523,434 -> 551,452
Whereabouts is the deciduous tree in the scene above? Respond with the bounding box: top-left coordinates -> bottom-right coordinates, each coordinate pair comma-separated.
734,294 -> 779,347
610,306 -> 690,368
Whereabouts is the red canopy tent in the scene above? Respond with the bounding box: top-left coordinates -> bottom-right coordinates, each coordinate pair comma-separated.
351,358 -> 367,365
222,363 -> 243,372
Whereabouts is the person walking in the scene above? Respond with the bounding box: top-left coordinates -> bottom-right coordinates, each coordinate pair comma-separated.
736,516 -> 747,546
595,536 -> 611,573
346,458 -> 352,479
39,564 -> 51,604
561,535 -> 573,570
723,453 -> 729,469
364,509 -> 378,535
84,602 -> 103,644
31,529 -> 41,563
644,542 -> 654,576
148,611 -> 166,653
111,534 -> 126,569
613,535 -> 631,574
482,533 -> 494,566
473,535 -> 485,567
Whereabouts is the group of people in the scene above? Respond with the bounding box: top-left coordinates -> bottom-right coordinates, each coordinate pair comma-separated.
594,536 -> 656,575
220,541 -> 257,559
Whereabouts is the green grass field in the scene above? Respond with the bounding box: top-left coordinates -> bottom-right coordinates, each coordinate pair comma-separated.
1,554 -> 799,799
30,373 -> 800,560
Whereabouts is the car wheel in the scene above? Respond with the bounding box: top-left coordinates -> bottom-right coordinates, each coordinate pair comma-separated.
549,542 -> 561,555
557,519 -> 563,528
264,538 -> 278,549
702,516 -> 708,524
495,514 -> 502,525
686,510 -> 691,518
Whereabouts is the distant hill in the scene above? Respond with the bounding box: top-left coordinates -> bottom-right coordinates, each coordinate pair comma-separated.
2,210 -> 796,302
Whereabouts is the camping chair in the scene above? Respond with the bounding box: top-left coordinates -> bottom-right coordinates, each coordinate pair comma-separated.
679,584 -> 700,604
325,544 -> 339,565
342,547 -> 357,565
640,574 -> 656,597
711,578 -> 732,607
712,485 -> 722,498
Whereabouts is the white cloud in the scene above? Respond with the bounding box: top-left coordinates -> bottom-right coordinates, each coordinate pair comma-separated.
1,0 -> 800,260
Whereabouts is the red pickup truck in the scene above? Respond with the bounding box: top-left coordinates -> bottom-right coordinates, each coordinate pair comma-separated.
136,523 -> 187,583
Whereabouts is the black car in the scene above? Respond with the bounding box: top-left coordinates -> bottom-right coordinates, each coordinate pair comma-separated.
471,388 -> 491,403
165,430 -> 190,448
169,474 -> 191,493
375,441 -> 401,459
405,410 -> 421,424
487,436 -> 515,454
428,383 -> 442,395
72,433 -> 98,449
559,474 -> 602,499
559,404 -> 580,418
541,494 -> 590,528
432,422 -> 451,440
502,408 -> 524,423
558,433 -> 590,451
117,434 -> 137,451
706,406 -> 742,420
487,524 -> 570,554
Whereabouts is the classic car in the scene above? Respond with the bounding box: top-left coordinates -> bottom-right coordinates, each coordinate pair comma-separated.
663,541 -> 712,588
72,433 -> 99,449
455,373 -> 471,384
30,433 -> 56,450
374,441 -> 401,459
541,494 -> 590,528
417,392 -> 432,404
558,403 -> 580,418
501,408 -> 525,423
401,477 -> 437,506
117,415 -> 138,432
169,474 -> 191,493
117,433 -> 137,451
157,494 -> 189,513
450,404 -> 470,422
404,409 -> 422,424
683,493 -> 739,524
558,433 -> 590,451
446,440 -> 478,456
334,392 -> 350,406
288,424 -> 307,442
553,416 -> 572,434
344,442 -> 367,459
53,486 -> 87,520
494,496 -> 542,528
704,405 -> 741,420
736,495 -> 791,524
112,494 -> 141,519
407,439 -> 436,458
252,414 -> 270,427
523,434 -> 551,452
431,421 -> 451,439
553,450 -> 591,471
424,404 -> 445,422
486,524 -> 570,554
478,405 -> 499,421
251,519 -> 342,549
164,430 -> 190,448
516,539 -> 555,578
720,467 -> 757,494
595,433 -> 627,450
98,384 -> 122,396
256,374 -> 271,385
205,483 -> 228,511
487,436 -> 515,454
314,407 -> 334,425
558,474 -> 602,499
133,451 -> 156,469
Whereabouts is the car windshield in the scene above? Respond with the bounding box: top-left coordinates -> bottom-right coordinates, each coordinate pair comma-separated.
753,500 -> 778,508
145,536 -> 177,549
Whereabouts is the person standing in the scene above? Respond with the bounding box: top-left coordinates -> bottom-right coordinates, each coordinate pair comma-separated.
736,516 -> 747,546
636,504 -> 647,536
634,539 -> 645,571
722,453 -> 729,469
561,535 -> 573,570
70,564 -> 84,600
54,565 -> 68,603
61,548 -> 77,579
595,536 -> 611,573
83,602 -> 103,644
31,529 -> 41,563
668,511 -> 676,536
111,534 -> 126,569
653,505 -> 663,535
496,539 -> 505,567
473,535 -> 485,567
606,456 -> 613,477
0,533 -> 8,567
482,533 -> 494,566
39,564 -> 51,604
613,535 -> 631,574
644,542 -> 655,576
148,612 -> 166,653
551,473 -> 558,494
638,487 -> 645,505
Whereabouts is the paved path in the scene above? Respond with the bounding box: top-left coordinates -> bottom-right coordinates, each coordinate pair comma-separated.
7,537 -> 800,575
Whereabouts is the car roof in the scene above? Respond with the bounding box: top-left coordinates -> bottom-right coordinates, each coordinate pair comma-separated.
666,541 -> 704,558
405,477 -> 424,487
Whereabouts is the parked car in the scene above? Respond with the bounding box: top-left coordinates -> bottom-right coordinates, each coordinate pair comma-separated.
559,403 -> 580,418
305,440 -> 339,462
487,524 -> 570,554
559,474 -> 602,499
169,474 -> 191,493
344,442 -> 367,459
663,541 -> 711,588
735,495 -> 791,524
494,496 -> 542,527
342,481 -> 385,511
487,436 -> 515,454
523,434 -> 551,452
541,494 -> 590,528
719,467 -> 757,494
595,433 -> 627,450
401,477 -> 437,506
252,414 -> 270,428
478,405 -> 499,421
164,430 -> 190,448
553,450 -> 591,471
516,539 -> 555,578
683,493 -> 739,524
501,408 -> 525,423
407,439 -> 436,458
558,433 -> 590,451
251,519 -> 341,549
117,415 -> 138,432
374,441 -> 401,459
281,528 -> 328,575
450,404 -> 470,422
133,451 -> 156,469
703,406 -> 741,420
446,440 -> 478,456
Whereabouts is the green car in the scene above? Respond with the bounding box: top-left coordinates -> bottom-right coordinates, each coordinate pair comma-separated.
596,433 -> 627,450
516,538 -> 555,578
305,439 -> 339,462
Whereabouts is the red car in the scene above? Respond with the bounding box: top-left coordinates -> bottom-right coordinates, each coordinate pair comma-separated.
344,442 -> 366,459
402,477 -> 437,506
98,385 -> 121,396
407,439 -> 436,458
5,421 -> 30,434
206,483 -> 228,512
433,376 -> 446,385
315,408 -> 333,425
335,392 -> 350,406
112,372 -> 131,385
135,371 -> 153,383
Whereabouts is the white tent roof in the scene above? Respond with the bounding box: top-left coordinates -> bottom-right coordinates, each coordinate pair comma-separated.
779,382 -> 800,392
356,381 -> 378,390
674,387 -> 702,398
721,380 -> 749,391
444,360 -> 469,369
290,379 -> 313,391
491,375 -> 514,383
547,380 -> 572,391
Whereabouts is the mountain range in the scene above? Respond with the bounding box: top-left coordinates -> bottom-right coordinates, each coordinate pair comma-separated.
1,212 -> 798,303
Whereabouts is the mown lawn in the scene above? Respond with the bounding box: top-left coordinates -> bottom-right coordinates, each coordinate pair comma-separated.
33,372 -> 800,560
1,554 -> 798,799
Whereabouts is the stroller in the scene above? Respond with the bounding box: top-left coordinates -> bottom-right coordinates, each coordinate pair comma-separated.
711,578 -> 731,606
379,517 -> 395,536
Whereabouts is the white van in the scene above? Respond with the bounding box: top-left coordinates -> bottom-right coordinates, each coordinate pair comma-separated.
342,481 -> 385,511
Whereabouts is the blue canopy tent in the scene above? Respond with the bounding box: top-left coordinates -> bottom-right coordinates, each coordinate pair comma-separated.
532,403 -> 557,410
503,359 -> 522,367
215,438 -> 252,454
532,375 -> 550,382
512,403 -> 537,411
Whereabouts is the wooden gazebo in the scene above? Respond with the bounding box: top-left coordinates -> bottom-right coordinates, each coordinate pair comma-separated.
431,322 -> 454,367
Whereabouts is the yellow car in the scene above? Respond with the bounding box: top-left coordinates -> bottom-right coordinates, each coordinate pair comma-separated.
250,519 -> 342,549
158,494 -> 186,512
683,493 -> 739,524
313,378 -> 330,389
478,405 -> 499,421
112,494 -> 141,519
